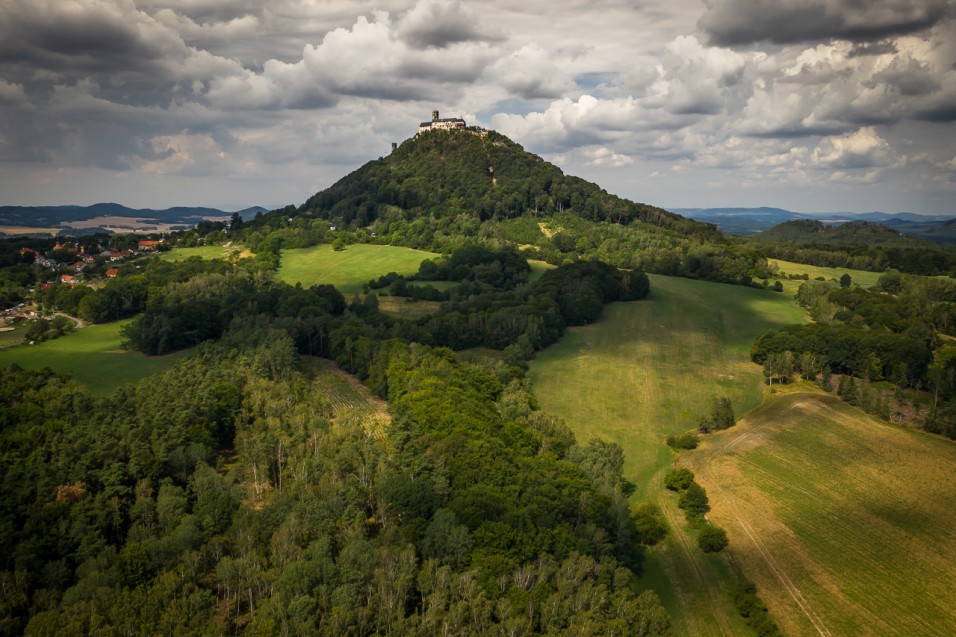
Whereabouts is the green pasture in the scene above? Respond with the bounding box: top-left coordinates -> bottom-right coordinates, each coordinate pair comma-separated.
277,244 -> 438,295
528,259 -> 554,283
770,257 -> 883,293
0,323 -> 28,349
684,391 -> 956,636
0,320 -> 190,395
528,274 -> 806,634
156,244 -> 246,262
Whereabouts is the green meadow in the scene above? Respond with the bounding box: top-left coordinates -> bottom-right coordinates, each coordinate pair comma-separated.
770,257 -> 883,293
528,274 -> 806,635
157,244 -> 248,261
0,320 -> 189,395
277,244 -> 438,295
684,390 -> 956,636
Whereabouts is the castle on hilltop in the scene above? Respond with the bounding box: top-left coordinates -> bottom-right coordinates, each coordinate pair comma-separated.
416,110 -> 487,137
418,110 -> 466,133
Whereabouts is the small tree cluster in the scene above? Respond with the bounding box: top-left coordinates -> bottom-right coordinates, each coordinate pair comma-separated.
734,580 -> 783,636
666,433 -> 699,450
699,397 -> 735,433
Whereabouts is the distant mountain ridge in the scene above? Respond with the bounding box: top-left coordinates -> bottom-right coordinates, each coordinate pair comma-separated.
673,207 -> 956,242
0,203 -> 267,236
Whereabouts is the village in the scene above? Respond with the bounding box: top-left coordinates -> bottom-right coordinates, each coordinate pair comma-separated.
0,237 -> 164,331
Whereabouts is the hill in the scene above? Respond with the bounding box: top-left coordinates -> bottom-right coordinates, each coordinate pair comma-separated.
677,207 -> 956,241
0,203 -> 266,236
298,128 -> 718,241
754,219 -> 934,248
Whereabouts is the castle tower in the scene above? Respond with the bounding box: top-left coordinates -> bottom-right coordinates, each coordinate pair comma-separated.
391,142 -> 397,152
432,110 -> 439,122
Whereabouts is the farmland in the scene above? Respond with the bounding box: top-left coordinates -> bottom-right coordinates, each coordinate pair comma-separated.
157,244 -> 248,261
528,274 -> 806,635
770,258 -> 883,293
0,320 -> 189,395
684,389 -> 956,636
277,244 -> 438,294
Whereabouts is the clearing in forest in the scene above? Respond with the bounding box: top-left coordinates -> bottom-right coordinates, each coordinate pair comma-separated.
769,258 -> 883,293
0,319 -> 189,395
528,273 -> 806,635
684,390 -> 956,637
277,244 -> 437,295
157,244 -> 250,261
304,357 -> 391,441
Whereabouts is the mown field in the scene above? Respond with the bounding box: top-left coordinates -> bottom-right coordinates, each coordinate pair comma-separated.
277,244 -> 438,295
684,389 -> 956,637
0,320 -> 190,395
157,244 -> 249,261
528,274 -> 806,635
770,258 -> 883,293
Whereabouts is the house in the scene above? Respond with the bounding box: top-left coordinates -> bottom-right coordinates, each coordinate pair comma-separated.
72,262 -> 85,272
59,275 -> 76,285
105,268 -> 120,278
138,240 -> 162,250
19,247 -> 35,256
34,255 -> 57,269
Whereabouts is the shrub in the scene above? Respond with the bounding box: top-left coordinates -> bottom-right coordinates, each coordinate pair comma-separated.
664,468 -> 695,491
666,433 -> 699,450
697,524 -> 728,552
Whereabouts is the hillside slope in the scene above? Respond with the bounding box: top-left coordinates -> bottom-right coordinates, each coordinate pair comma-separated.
299,129 -> 719,241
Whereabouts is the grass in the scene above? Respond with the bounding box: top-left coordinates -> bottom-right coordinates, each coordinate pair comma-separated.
302,357 -> 391,440
683,390 -> 956,637
528,259 -> 554,283
0,323 -> 28,349
277,244 -> 438,295
0,320 -> 190,395
770,258 -> 883,294
157,244 -> 249,262
528,274 -> 806,635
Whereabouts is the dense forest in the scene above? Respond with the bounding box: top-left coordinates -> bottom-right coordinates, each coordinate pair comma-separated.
1,245 -> 672,634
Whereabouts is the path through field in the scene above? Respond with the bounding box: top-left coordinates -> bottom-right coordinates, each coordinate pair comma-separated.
685,390 -> 956,636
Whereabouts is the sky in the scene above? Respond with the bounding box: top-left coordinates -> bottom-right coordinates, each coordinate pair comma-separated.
0,0 -> 955,214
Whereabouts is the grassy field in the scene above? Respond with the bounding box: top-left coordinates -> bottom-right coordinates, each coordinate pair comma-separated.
684,389 -> 956,637
277,244 -> 438,295
0,323 -> 28,349
528,274 -> 806,635
770,258 -> 883,293
303,357 -> 391,440
157,244 -> 248,261
0,320 -> 190,395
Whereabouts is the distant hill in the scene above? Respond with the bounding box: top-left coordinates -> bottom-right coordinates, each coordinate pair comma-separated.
754,219 -> 937,248
675,206 -> 956,242
0,203 -> 267,236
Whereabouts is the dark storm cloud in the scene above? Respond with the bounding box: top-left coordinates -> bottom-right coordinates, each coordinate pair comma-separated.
0,0 -> 180,75
848,41 -> 899,57
396,0 -> 503,49
699,0 -> 953,46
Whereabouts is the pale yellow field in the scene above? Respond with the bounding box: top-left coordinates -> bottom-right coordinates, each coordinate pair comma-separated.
684,390 -> 956,637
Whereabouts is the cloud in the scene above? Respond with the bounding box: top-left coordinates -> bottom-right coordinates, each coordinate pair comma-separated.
699,0 -> 953,46
585,147 -> 633,167
486,44 -> 575,99
812,127 -> 895,169
490,95 -> 639,151
396,0 -> 502,49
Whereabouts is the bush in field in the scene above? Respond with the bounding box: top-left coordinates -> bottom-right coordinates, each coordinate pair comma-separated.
697,523 -> 729,553
664,468 -> 695,491
666,433 -> 699,450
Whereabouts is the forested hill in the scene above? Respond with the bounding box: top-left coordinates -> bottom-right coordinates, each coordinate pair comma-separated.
298,129 -> 718,241
755,219 -> 937,248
